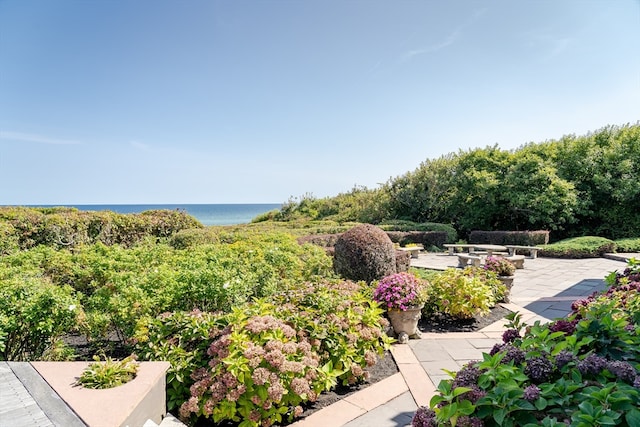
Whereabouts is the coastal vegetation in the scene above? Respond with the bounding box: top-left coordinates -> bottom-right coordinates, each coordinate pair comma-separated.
269,123 -> 640,241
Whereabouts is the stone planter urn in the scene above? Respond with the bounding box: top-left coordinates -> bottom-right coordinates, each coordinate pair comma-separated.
497,275 -> 515,302
387,304 -> 423,344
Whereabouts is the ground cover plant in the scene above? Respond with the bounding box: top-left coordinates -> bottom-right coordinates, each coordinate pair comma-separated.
539,236 -> 617,258
412,258 -> 640,427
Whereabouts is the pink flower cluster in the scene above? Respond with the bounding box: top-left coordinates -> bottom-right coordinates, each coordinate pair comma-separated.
373,272 -> 421,311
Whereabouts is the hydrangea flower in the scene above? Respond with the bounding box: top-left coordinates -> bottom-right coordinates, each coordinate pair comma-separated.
523,384 -> 541,401
373,272 -> 422,311
578,354 -> 608,377
502,328 -> 520,343
554,350 -> 575,369
412,406 -> 437,427
525,356 -> 554,383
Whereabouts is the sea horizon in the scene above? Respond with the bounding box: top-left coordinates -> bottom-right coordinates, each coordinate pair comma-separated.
14,203 -> 282,226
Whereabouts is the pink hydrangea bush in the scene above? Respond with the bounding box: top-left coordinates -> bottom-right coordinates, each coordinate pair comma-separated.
373,272 -> 423,311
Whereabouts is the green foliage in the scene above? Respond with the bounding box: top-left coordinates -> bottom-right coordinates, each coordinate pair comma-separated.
422,267 -> 503,319
333,224 -> 397,283
378,220 -> 457,242
615,238 -> 640,253
271,123 -> 640,240
133,310 -> 223,411
539,236 -> 617,258
136,282 -> 391,426
0,277 -> 80,360
413,259 -> 640,427
0,206 -> 202,250
0,229 -> 336,348
77,355 -> 139,389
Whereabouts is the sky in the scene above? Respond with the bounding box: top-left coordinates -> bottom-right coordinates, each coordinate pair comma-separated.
1,0 -> 639,205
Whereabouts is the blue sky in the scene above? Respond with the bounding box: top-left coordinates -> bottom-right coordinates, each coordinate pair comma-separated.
1,1 -> 639,204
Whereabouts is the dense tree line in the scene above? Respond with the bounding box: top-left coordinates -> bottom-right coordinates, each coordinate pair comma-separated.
274,123 -> 639,241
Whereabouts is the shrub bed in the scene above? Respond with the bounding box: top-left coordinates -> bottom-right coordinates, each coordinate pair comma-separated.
539,236 -> 617,258
413,259 -> 640,427
0,230 -> 335,359
135,281 -> 392,426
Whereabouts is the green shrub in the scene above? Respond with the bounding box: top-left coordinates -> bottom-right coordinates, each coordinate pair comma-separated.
0,206 -> 202,250
379,220 -> 457,242
333,224 -> 397,283
137,282 -> 392,426
0,277 -> 80,360
134,310 -> 224,412
423,267 -> 502,319
540,236 -> 617,258
615,238 -> 640,253
0,222 -> 19,255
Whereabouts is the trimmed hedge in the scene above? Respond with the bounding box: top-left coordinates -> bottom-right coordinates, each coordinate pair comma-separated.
539,236 -> 617,258
386,231 -> 448,249
468,230 -> 549,246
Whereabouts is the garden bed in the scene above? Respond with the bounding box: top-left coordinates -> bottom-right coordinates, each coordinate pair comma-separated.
419,304 -> 511,333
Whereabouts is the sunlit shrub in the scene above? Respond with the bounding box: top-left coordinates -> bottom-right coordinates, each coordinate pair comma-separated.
0,277 -> 80,360
423,267 -> 500,319
334,224 -> 396,283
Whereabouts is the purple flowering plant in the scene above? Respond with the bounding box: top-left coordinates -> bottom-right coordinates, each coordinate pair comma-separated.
413,259 -> 640,427
373,272 -> 424,311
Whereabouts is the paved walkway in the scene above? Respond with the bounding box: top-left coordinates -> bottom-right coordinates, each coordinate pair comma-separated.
294,252 -> 637,427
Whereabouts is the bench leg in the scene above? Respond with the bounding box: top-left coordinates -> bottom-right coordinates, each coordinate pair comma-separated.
529,250 -> 538,259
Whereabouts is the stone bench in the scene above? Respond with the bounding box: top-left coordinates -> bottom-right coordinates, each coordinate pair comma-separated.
504,254 -> 526,269
444,244 -> 476,255
398,246 -> 423,258
457,254 -> 482,267
505,245 -> 542,259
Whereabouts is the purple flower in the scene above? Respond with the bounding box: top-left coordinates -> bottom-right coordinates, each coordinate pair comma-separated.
502,328 -> 521,343
502,345 -> 526,365
412,406 -> 437,427
457,416 -> 484,427
578,354 -> 608,377
607,360 -> 638,384
525,356 -> 554,383
554,350 -> 575,369
489,343 -> 504,356
523,384 -> 541,401
549,319 -> 578,334
453,363 -> 482,387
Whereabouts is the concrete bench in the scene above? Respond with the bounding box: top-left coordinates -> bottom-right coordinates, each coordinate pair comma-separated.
504,254 -> 526,269
398,246 -> 423,258
457,254 -> 482,267
444,244 -> 476,255
505,245 -> 542,259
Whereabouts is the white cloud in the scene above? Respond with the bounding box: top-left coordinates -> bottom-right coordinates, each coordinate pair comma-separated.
402,28 -> 461,61
0,131 -> 82,145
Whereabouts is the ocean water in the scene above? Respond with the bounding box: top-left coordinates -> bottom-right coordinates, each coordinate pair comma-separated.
29,204 -> 282,226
